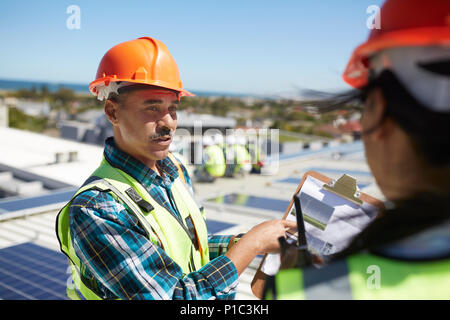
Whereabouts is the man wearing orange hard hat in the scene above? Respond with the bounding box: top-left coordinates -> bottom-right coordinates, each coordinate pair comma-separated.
56,37 -> 295,300
266,0 -> 450,299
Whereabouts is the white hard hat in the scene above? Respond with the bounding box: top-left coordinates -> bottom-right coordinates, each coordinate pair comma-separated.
213,134 -> 224,145
371,46 -> 450,112
203,135 -> 214,146
237,136 -> 247,145
226,135 -> 236,145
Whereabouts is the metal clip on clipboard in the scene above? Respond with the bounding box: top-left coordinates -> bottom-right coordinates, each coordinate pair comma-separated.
323,174 -> 363,206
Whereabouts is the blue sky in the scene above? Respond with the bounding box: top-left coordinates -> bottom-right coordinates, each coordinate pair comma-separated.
0,0 -> 383,96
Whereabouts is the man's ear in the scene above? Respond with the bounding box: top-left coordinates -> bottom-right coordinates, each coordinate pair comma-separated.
104,99 -> 119,126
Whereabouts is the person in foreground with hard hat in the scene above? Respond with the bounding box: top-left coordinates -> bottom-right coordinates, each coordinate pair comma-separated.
266,0 -> 450,300
56,37 -> 296,300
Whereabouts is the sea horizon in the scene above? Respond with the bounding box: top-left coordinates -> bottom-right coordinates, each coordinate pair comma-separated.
0,78 -> 264,98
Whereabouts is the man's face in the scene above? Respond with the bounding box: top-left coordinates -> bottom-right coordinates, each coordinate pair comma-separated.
110,88 -> 179,163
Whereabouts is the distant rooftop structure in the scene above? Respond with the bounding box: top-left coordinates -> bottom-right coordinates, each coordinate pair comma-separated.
16,100 -> 50,117
58,110 -> 237,145
0,100 -> 8,127
74,109 -> 103,123
0,163 -> 72,200
59,119 -> 107,145
0,127 -> 103,187
177,111 -> 236,133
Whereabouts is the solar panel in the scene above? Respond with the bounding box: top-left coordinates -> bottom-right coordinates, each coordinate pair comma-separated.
0,219 -> 235,300
0,242 -> 69,300
0,188 -> 76,214
206,193 -> 289,213
206,219 -> 236,234
276,141 -> 364,162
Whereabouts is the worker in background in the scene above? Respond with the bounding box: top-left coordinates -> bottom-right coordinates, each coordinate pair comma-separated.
224,135 -> 252,178
56,37 -> 296,300
213,133 -> 225,147
235,136 -> 253,177
224,135 -> 237,177
193,135 -> 226,183
247,139 -> 265,174
267,0 -> 450,299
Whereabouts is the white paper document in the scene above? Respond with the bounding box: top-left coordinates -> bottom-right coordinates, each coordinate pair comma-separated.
261,175 -> 379,276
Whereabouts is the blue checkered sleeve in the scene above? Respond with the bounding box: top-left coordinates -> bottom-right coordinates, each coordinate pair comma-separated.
208,234 -> 233,260
69,189 -> 238,300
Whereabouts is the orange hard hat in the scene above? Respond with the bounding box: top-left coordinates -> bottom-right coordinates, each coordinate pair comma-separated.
89,37 -> 194,97
343,0 -> 450,88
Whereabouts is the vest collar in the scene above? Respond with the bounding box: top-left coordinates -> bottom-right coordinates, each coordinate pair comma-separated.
373,221 -> 450,261
371,193 -> 450,261
103,137 -> 179,190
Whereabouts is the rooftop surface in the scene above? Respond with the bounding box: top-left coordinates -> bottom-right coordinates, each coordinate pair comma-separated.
0,127 -> 382,300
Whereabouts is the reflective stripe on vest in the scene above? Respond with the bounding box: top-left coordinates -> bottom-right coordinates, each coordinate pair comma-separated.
272,254 -> 450,300
56,155 -> 209,299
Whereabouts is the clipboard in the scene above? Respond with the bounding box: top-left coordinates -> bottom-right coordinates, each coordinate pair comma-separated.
250,170 -> 384,299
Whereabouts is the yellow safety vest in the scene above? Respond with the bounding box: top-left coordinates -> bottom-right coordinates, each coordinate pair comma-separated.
56,153 -> 209,300
267,246 -> 450,300
204,144 -> 226,177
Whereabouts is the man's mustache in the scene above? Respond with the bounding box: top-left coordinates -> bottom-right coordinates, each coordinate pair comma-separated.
150,128 -> 174,140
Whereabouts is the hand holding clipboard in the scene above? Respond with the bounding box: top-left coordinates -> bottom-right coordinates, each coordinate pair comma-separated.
251,171 -> 384,299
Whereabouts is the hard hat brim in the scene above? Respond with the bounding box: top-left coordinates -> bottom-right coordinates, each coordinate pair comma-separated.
343,27 -> 450,88
89,78 -> 195,97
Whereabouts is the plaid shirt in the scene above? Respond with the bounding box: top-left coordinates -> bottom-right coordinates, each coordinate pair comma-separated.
68,137 -> 238,300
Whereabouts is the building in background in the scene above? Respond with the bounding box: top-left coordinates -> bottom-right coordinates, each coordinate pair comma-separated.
0,99 -> 8,127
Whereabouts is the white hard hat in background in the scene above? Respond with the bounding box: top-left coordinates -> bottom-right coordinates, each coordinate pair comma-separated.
237,136 -> 247,145
213,134 -> 224,145
226,135 -> 236,145
203,135 -> 214,146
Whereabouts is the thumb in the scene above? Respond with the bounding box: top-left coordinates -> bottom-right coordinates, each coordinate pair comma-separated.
282,220 -> 297,229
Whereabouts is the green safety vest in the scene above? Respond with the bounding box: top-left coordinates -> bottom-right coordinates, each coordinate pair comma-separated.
267,248 -> 450,300
235,145 -> 251,166
204,144 -> 226,177
56,153 -> 210,300
228,144 -> 251,173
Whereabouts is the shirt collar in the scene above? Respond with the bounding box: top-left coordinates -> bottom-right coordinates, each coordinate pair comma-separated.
103,137 -> 179,189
